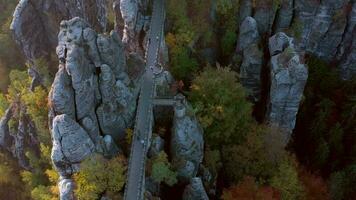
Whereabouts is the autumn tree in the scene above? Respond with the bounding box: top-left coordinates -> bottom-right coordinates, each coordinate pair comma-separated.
298,168 -> 330,200
222,125 -> 288,184
222,176 -> 279,200
74,154 -> 127,200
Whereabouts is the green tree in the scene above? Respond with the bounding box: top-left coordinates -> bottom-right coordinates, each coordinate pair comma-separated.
0,153 -> 29,200
150,152 -> 177,186
0,92 -> 8,117
271,158 -> 305,200
22,86 -> 51,144
0,0 -> 26,91
330,165 -> 356,200
189,66 -> 253,148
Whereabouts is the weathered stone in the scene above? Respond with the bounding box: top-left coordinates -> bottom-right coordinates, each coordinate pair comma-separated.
198,165 -> 216,197
48,65 -> 76,120
59,177 -> 75,200
253,0 -> 276,35
237,17 -> 260,52
11,0 -> 107,62
306,6 -> 333,54
182,178 -> 209,200
339,3 -> 356,79
340,29 -> 356,80
295,0 -> 350,61
154,70 -> 174,98
275,0 -> 294,32
148,135 -> 165,158
238,17 -> 263,102
97,31 -> 128,81
171,100 -> 204,182
240,44 -> 263,102
0,106 -> 14,151
268,34 -> 308,136
0,103 -> 38,169
239,0 -> 252,22
96,65 -> 136,142
269,32 -> 294,56
57,18 -> 102,144
51,114 -> 95,177
120,0 -> 140,52
145,177 -> 161,196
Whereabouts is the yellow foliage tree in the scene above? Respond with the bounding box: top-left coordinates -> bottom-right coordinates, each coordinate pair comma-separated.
74,154 -> 127,200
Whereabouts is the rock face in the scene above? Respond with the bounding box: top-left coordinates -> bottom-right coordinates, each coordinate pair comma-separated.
274,0 -> 294,32
339,2 -> 356,80
11,0 -> 107,62
48,17 -> 141,199
238,0 -> 253,22
268,33 -> 308,135
293,0 -> 356,78
171,99 -> 204,182
234,0 -> 356,80
253,0 -> 276,35
237,17 -> 260,52
182,177 -> 209,200
119,0 -> 151,54
0,102 -> 38,169
59,178 -> 75,200
238,17 -> 263,102
10,0 -> 108,90
51,114 -> 95,177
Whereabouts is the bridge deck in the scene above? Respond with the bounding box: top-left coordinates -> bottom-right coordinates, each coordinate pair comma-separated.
123,0 -> 165,199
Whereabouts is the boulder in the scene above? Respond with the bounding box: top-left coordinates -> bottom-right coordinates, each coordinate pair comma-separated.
148,135 -> 165,158
51,114 -> 95,177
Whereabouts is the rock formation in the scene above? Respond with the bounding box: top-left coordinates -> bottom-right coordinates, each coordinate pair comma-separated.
267,33 -> 308,136
253,0 -> 277,35
11,0 -> 107,62
238,0 -> 253,22
10,0 -> 108,90
182,177 -> 209,200
0,102 -> 38,169
51,114 -> 96,177
171,98 -> 204,182
48,17 -> 141,199
238,17 -> 263,102
274,0 -> 294,32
